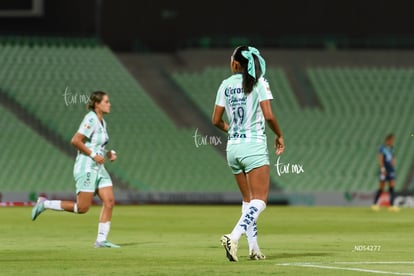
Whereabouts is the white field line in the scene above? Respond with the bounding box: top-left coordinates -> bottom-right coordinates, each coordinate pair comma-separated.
277,261 -> 414,275
334,262 -> 414,265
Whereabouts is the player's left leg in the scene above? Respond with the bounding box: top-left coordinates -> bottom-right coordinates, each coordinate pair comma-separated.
94,185 -> 119,248
94,167 -> 119,248
389,180 -> 396,205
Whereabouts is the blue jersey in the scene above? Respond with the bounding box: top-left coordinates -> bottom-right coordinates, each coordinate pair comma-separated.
378,145 -> 395,173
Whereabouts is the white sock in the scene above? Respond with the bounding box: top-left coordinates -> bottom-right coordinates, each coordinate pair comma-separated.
231,199 -> 266,242
97,221 -> 111,242
43,200 -> 63,211
242,201 -> 259,252
247,222 -> 259,252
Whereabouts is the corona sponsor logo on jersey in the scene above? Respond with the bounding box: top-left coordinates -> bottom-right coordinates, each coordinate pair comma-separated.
224,87 -> 243,97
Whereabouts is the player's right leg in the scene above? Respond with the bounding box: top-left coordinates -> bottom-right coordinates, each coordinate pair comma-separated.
371,181 -> 385,211
31,171 -> 96,221
239,201 -> 265,259
245,165 -> 269,260
235,171 -> 260,255
31,196 -> 47,221
31,192 -> 94,221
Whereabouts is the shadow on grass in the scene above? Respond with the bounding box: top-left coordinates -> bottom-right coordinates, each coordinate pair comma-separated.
117,242 -> 140,247
117,241 -> 164,247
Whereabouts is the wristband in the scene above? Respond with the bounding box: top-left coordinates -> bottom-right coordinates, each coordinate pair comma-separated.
90,152 -> 97,159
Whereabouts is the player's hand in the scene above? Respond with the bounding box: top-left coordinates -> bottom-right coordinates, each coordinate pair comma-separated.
94,155 -> 105,164
380,171 -> 386,181
275,137 -> 285,155
107,150 -> 117,162
380,167 -> 386,181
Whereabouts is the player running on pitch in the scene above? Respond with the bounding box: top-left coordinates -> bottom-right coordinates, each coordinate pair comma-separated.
31,91 -> 120,248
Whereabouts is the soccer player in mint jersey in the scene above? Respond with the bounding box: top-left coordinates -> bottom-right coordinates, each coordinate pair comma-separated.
212,46 -> 284,261
372,133 -> 399,212
32,91 -> 120,248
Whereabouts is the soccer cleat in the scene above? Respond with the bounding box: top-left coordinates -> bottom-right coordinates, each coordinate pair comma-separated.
370,205 -> 380,212
31,197 -> 47,221
94,240 -> 121,248
249,250 -> 266,260
388,206 -> 400,212
220,234 -> 238,262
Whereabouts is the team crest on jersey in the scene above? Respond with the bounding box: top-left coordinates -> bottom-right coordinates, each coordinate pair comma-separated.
84,172 -> 91,186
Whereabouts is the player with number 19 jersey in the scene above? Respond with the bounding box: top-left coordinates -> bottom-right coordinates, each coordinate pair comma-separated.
215,73 -> 274,145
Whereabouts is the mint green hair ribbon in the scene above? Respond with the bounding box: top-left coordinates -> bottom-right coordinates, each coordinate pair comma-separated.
241,46 -> 266,79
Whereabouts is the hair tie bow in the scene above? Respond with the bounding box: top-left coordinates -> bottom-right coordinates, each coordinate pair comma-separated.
241,46 -> 266,79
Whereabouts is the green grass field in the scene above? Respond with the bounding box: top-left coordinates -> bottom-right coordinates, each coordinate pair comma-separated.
1,205 -> 414,275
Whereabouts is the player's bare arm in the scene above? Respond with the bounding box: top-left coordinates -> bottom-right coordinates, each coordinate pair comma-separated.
212,105 -> 229,133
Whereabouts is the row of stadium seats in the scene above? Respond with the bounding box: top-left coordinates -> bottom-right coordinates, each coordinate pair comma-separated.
1,36 -> 413,194
172,67 -> 312,190
0,105 -> 74,192
0,38 -> 236,193
306,67 -> 414,191
171,66 -> 414,192
0,36 -> 101,48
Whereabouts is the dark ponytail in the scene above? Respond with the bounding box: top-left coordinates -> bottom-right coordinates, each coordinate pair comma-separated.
232,46 -> 263,94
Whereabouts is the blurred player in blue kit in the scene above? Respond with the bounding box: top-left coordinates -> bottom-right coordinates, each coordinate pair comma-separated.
372,133 -> 399,212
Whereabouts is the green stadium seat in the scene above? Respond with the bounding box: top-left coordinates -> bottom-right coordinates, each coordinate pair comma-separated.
0,36 -> 238,193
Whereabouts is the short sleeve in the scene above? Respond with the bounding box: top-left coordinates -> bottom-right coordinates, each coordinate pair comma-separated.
257,77 -> 274,102
77,113 -> 97,139
215,81 -> 226,107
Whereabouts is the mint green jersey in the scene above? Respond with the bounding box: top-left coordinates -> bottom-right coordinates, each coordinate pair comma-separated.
215,74 -> 274,145
73,111 -> 109,175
